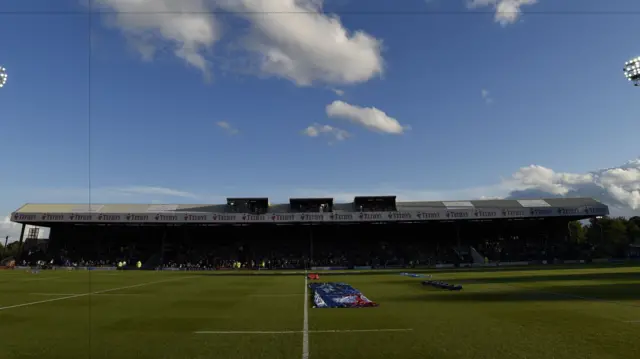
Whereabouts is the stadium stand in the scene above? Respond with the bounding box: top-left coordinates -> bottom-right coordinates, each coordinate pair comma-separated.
9,196 -> 609,270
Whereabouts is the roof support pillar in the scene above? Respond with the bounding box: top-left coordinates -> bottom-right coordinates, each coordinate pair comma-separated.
15,224 -> 26,263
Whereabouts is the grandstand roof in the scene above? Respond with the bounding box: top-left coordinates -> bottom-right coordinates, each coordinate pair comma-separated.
12,197 -> 607,215
9,197 -> 610,226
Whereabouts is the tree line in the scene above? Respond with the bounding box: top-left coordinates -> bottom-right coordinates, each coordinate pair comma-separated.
567,216 -> 640,258
0,238 -> 22,261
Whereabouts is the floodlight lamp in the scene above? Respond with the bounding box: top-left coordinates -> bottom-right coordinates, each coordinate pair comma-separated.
623,56 -> 640,86
0,66 -> 7,88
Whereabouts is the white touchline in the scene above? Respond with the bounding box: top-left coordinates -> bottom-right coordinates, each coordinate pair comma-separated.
312,329 -> 414,333
24,276 -> 61,281
29,293 -> 145,297
195,331 -> 300,334
0,276 -> 197,311
302,273 -> 309,359
193,329 -> 414,334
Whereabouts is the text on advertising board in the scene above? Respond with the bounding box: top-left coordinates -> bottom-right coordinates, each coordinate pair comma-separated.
42,213 -> 65,221
243,214 -> 265,221
155,213 -> 179,221
530,208 -> 554,216
98,214 -> 122,221
502,209 -> 527,217
300,213 -> 324,221
212,214 -> 237,221
388,212 -> 412,220
474,210 -> 497,217
272,214 -> 296,221
69,214 -> 93,221
126,214 -> 150,221
584,207 -> 606,215
360,213 -> 383,220
330,213 -> 354,221
446,211 -> 471,219
10,206 -> 608,225
14,213 -> 37,221
184,214 -> 208,221
416,211 -> 441,219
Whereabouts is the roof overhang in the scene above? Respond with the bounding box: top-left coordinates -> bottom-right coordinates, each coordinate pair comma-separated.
10,199 -> 610,226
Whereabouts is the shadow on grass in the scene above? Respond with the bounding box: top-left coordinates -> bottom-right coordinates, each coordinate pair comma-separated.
190,271 -> 403,277
453,271 -> 640,285
426,262 -> 640,275
377,271 -> 640,287
167,263 -> 640,278
396,283 -> 640,306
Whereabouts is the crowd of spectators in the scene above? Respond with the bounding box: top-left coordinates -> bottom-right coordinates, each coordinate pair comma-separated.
10,218 -> 596,270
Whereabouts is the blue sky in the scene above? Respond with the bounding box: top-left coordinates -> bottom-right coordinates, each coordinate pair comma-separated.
1,0 -> 640,238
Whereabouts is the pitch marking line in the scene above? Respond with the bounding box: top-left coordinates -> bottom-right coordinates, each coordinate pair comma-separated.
313,329 -> 413,333
24,276 -> 61,281
0,276 -> 197,311
248,294 -> 302,297
302,273 -> 309,359
194,329 -> 414,334
29,293 -> 145,297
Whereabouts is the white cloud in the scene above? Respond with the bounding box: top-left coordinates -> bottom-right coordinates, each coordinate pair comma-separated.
295,158 -> 640,216
506,159 -> 640,211
332,88 -> 345,96
97,0 -> 384,86
216,0 -> 384,86
326,100 -> 408,134
467,0 -> 538,25
216,121 -> 239,134
302,123 -> 350,143
481,89 -> 493,104
95,0 -> 220,80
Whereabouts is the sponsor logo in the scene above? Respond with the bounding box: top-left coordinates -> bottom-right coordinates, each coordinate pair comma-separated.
584,207 -> 605,215
155,213 -> 178,221
446,211 -> 470,219
475,210 -> 497,217
272,214 -> 296,221
501,209 -> 526,217
243,214 -> 266,221
126,214 -> 150,221
42,213 -> 65,221
183,214 -> 208,221
211,214 -> 237,221
330,213 -> 354,221
69,213 -> 93,221
416,211 -> 440,219
530,208 -> 554,216
388,212 -> 412,220
558,208 -> 580,215
300,213 -> 324,221
359,213 -> 383,220
13,213 -> 37,221
97,214 -> 121,221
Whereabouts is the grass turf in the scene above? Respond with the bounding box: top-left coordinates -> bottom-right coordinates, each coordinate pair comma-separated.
1,265 -> 639,359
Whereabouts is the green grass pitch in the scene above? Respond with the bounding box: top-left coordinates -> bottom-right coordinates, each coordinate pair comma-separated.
1,265 -> 639,359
